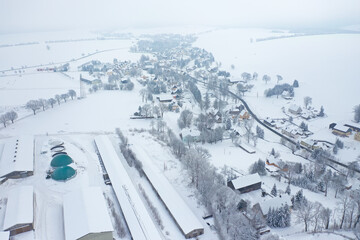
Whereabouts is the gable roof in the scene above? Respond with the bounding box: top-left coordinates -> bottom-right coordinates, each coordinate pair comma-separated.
231,173 -> 262,190
63,187 -> 113,240
0,136 -> 34,178
3,186 -> 33,231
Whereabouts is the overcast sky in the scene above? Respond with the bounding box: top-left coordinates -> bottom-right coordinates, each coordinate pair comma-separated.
1,0 -> 360,33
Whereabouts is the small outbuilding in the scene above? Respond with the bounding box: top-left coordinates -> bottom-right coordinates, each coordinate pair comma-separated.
63,187 -> 114,240
2,186 -> 34,236
227,173 -> 262,194
0,136 -> 34,179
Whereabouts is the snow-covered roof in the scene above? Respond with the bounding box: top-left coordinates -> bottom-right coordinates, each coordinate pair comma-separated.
334,125 -> 351,133
258,195 -> 291,215
94,136 -> 163,240
181,128 -> 201,137
132,146 -> 204,236
288,104 -> 301,112
0,231 -> 9,240
231,173 -> 262,190
3,186 -> 33,231
63,187 -> 113,240
0,136 -> 34,178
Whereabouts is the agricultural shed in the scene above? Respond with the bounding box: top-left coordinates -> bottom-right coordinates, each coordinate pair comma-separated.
3,186 -> 34,236
94,136 -> 163,240
132,146 -> 204,239
227,173 -> 262,194
0,136 -> 34,179
63,187 -> 113,240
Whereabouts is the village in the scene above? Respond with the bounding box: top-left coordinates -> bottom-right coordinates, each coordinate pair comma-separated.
0,31 -> 359,240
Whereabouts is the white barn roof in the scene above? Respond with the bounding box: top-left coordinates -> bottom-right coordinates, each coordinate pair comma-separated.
0,232 -> 9,240
3,186 -> 34,231
231,173 -> 262,190
94,136 -> 163,240
0,136 -> 34,178
132,146 -> 204,236
63,187 -> 113,240
258,195 -> 291,215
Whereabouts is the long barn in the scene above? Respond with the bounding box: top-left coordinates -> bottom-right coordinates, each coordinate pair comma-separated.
132,146 -> 204,239
94,136 -> 163,240
0,136 -> 34,179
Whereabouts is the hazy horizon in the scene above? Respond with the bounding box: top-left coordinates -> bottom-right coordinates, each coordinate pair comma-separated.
1,0 -> 360,34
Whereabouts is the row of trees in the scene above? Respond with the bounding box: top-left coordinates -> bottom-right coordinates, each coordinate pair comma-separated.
26,90 -> 76,115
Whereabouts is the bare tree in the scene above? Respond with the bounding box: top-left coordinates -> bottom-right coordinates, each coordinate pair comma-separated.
26,100 -> 40,115
0,114 -> 9,127
304,96 -> 312,109
159,103 -> 167,118
320,207 -> 332,230
61,93 -> 69,102
296,201 -> 316,232
276,75 -> 283,83
141,104 -> 152,117
5,110 -> 18,123
38,98 -> 47,111
313,202 -> 323,232
262,75 -> 271,84
55,94 -> 61,105
48,98 -> 56,108
68,89 -> 76,100
243,119 -> 254,143
339,193 -> 350,229
178,110 -> 193,129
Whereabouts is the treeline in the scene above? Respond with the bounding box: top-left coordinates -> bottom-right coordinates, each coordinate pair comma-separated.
25,90 -> 77,115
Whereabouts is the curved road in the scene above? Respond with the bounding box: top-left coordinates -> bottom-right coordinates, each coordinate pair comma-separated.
194,77 -> 359,173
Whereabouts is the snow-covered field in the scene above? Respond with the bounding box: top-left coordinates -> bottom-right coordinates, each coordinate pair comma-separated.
195,29 -> 360,122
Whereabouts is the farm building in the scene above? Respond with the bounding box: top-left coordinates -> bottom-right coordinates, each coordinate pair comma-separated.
332,125 -> 352,137
344,124 -> 360,133
355,132 -> 360,142
0,232 -> 10,240
63,187 -> 114,240
227,173 -> 262,194
132,146 -> 204,239
2,186 -> 34,236
94,136 -> 163,240
288,104 -> 302,115
0,136 -> 34,179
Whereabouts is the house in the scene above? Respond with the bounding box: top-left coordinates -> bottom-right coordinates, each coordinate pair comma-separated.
239,109 -> 250,120
0,136 -> 34,179
288,104 -> 302,115
355,132 -> 360,142
3,186 -> 34,236
332,125 -> 352,137
344,124 -> 360,133
300,139 -> 321,150
253,195 -> 292,217
281,90 -> 293,100
227,173 -> 262,194
208,111 -> 222,124
263,118 -> 275,127
63,187 -> 114,240
180,129 -> 201,143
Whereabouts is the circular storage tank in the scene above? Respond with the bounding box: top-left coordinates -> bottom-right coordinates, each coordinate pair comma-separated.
51,166 -> 76,181
51,154 -> 73,168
